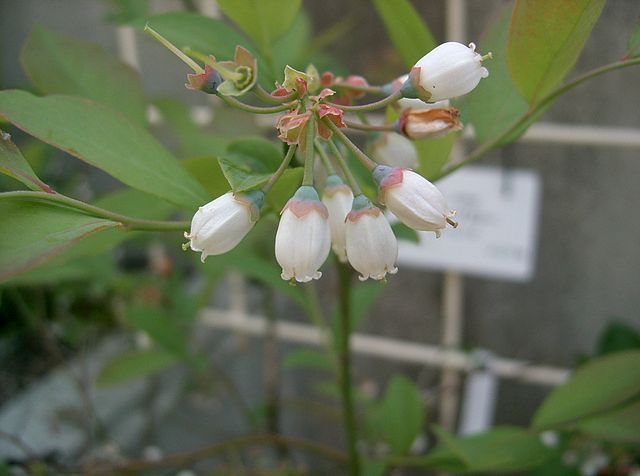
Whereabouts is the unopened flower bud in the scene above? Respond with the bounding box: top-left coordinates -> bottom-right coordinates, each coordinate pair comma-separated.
398,107 -> 462,140
321,175 -> 354,262
275,186 -> 331,282
345,195 -> 398,281
185,190 -> 263,261
413,42 -> 490,101
371,133 -> 419,169
373,166 -> 456,237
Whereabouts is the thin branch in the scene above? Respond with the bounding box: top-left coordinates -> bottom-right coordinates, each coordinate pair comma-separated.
0,191 -> 188,231
344,120 -> 396,132
436,57 -> 640,180
88,433 -> 348,474
220,95 -> 295,114
324,119 -> 377,171
326,90 -> 402,112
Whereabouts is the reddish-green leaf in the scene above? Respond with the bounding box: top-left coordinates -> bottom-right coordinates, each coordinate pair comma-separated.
0,129 -> 51,192
507,0 -> 605,104
0,194 -> 120,283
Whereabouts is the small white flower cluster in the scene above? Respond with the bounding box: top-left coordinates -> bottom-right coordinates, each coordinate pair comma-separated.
182,41 -> 488,282
185,166 -> 455,283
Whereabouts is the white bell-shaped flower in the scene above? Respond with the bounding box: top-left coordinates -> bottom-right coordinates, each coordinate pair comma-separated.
371,133 -> 419,169
275,186 -> 331,282
345,195 -> 398,281
186,190 -> 263,262
413,42 -> 490,102
393,74 -> 451,111
321,175 -> 354,262
373,166 -> 456,237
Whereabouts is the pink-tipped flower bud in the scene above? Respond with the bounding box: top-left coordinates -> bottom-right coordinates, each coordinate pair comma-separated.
345,195 -> 398,281
275,186 -> 331,282
398,107 -> 462,140
373,166 -> 456,237
321,175 -> 354,262
371,133 -> 419,169
186,190 -> 263,262
413,42 -> 490,102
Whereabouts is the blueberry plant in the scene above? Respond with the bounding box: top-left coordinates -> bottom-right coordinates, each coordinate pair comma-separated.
1,0 -> 639,474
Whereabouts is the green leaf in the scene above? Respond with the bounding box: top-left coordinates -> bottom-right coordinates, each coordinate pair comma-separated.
391,222 -> 419,243
22,26 -> 147,127
432,426 -> 552,472
379,375 -> 425,455
532,350 -> 640,429
7,254 -> 116,286
227,137 -> 283,170
0,128 -> 51,192
96,348 -> 178,386
272,12 -> 312,73
577,400 -> 640,443
92,188 -> 176,220
362,461 -> 387,476
107,0 -> 151,24
625,18 -> 640,59
350,281 -> 385,329
182,156 -> 230,198
217,0 -> 302,51
283,348 -> 332,370
0,91 -> 209,209
462,6 -> 529,145
141,12 -> 274,87
507,0 -> 605,105
126,303 -> 189,358
219,138 -> 295,193
153,98 -> 228,158
0,194 -> 120,283
416,134 -> 457,181
596,322 -> 640,356
265,167 -> 303,212
1,188 -> 174,284
372,0 -> 436,68
218,156 -> 271,192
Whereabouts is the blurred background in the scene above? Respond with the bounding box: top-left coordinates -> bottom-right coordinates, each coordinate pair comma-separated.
1,0 -> 639,474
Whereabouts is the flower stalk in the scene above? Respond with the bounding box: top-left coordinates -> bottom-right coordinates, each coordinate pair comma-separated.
314,139 -> 336,175
327,89 -> 402,112
324,119 -> 377,171
2,191 -> 188,231
263,145 -> 298,193
302,113 -> 317,186
220,95 -> 294,114
344,120 -> 397,133
327,139 -> 362,196
144,25 -> 203,74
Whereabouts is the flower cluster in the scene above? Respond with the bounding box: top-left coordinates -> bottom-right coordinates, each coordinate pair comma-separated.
145,26 -> 489,282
